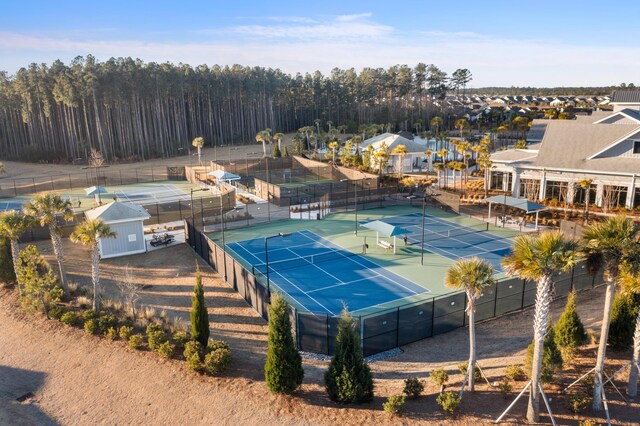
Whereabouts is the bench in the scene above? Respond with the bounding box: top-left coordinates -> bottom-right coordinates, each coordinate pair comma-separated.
377,240 -> 393,250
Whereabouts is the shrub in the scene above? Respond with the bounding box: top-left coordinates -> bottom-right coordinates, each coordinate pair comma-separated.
48,304 -> 66,320
104,327 -> 118,340
382,395 -> 405,416
146,323 -> 168,350
190,271 -> 209,347
98,313 -> 118,334
119,325 -> 134,340
128,334 -> 145,350
203,343 -> 232,375
554,292 -> 587,349
60,311 -> 79,326
524,326 -> 563,383
430,368 -> 449,392
458,362 -> 482,382
82,309 -> 99,323
172,331 -> 190,351
403,377 -> 424,399
504,364 -> 526,381
578,420 -> 598,426
498,377 -> 512,398
156,341 -> 175,359
84,318 -> 99,335
325,309 -> 374,403
265,293 -> 303,394
565,389 -> 590,413
608,293 -> 636,350
184,340 -> 204,373
16,245 -> 64,316
436,391 -> 461,415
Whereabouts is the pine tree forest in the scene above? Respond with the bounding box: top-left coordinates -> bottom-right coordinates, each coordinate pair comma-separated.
0,56 -> 464,163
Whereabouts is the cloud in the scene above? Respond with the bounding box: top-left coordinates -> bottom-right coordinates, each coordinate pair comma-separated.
0,26 -> 638,87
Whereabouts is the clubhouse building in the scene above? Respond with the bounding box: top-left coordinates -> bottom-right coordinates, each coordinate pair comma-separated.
489,91 -> 640,211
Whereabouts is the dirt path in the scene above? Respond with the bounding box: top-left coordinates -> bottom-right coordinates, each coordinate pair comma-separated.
1,241 -> 638,425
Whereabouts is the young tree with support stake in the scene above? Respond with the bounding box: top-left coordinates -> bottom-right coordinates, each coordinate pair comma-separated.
70,219 -> 116,310
582,216 -> 639,410
444,257 -> 495,394
501,232 -> 578,422
265,293 -> 303,394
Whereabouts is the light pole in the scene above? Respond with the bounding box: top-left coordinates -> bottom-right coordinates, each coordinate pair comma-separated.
421,195 -> 427,266
264,232 -> 291,296
190,187 -> 209,224
341,177 -> 370,235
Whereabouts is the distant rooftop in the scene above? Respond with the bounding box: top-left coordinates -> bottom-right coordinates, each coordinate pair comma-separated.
611,90 -> 640,103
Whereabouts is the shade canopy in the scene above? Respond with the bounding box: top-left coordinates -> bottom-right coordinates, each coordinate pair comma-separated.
361,220 -> 412,237
207,170 -> 241,181
84,185 -> 109,196
482,195 -> 546,213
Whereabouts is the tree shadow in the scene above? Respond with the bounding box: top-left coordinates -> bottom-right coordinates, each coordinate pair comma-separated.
0,365 -> 59,425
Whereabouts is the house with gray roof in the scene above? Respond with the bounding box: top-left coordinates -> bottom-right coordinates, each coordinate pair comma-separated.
85,201 -> 151,258
489,91 -> 640,211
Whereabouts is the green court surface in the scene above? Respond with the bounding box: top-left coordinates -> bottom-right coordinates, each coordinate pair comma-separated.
214,205 -> 519,316
0,180 -> 210,213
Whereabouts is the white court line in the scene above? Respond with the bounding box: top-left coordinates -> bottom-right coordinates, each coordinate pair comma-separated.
300,230 -> 422,296
307,276 -> 375,294
270,268 -> 335,315
283,247 -> 346,285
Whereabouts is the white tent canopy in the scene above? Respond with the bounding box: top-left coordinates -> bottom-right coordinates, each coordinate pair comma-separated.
207,170 -> 241,181
361,220 -> 412,254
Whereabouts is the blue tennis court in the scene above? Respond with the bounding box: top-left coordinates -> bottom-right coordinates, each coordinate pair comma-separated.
375,213 -> 513,272
226,230 -> 428,315
0,201 -> 24,212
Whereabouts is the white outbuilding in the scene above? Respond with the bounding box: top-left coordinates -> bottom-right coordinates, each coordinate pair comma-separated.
84,201 -> 151,259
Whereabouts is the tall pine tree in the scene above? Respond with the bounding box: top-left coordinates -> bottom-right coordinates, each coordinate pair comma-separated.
265,293 -> 303,394
325,309 -> 374,403
190,268 -> 210,347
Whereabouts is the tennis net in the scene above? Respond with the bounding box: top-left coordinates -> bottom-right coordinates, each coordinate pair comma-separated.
408,221 -> 490,241
252,250 -> 358,275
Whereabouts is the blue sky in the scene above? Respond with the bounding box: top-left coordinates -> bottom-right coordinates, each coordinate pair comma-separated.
1,0 -> 639,87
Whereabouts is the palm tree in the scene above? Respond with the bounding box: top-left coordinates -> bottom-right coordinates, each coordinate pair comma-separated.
70,219 -> 116,310
391,144 -> 409,178
430,116 -> 443,137
582,216 -> 639,410
23,193 -> 75,293
577,179 -> 593,225
433,163 -> 445,187
618,249 -> 640,396
373,143 -> 390,177
455,118 -> 468,140
256,129 -> 272,157
424,149 -> 433,172
328,141 -> 339,164
273,133 -> 285,151
502,232 -> 579,422
0,211 -> 34,295
445,257 -> 495,393
191,136 -> 204,165
438,149 -> 448,188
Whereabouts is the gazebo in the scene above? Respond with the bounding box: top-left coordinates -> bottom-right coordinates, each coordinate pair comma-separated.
482,195 -> 547,230
361,220 -> 412,254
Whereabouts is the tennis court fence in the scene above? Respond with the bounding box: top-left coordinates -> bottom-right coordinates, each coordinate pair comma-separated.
185,219 -> 606,357
0,166 -> 186,198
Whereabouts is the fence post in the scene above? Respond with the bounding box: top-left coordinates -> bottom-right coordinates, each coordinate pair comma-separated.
178,199 -> 183,220
521,279 -> 526,309
396,307 -> 400,347
50,177 -> 55,191
295,308 -> 300,350
431,297 -> 435,336
326,315 -> 330,355
151,168 -> 155,182
494,281 -> 499,317
119,170 -> 123,185
68,174 -> 72,189
156,202 -> 160,224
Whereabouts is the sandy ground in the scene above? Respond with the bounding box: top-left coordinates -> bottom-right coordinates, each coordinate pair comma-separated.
1,237 -> 638,425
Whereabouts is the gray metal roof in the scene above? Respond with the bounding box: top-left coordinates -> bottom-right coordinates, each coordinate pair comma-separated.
85,201 -> 150,223
611,90 -> 640,103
